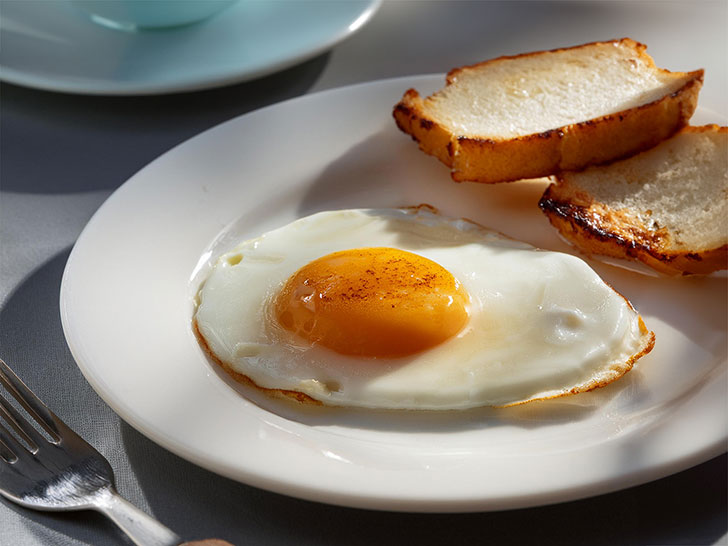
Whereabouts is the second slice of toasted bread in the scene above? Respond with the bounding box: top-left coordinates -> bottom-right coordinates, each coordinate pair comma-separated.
393,39 -> 703,183
539,125 -> 728,276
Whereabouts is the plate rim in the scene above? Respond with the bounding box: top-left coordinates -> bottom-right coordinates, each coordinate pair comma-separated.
59,75 -> 728,512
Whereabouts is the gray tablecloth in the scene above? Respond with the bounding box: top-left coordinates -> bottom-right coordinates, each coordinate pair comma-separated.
1,2 -> 726,544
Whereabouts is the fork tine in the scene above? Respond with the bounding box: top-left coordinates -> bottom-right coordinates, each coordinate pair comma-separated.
0,421 -> 27,463
0,436 -> 16,463
0,421 -> 36,497
0,393 -> 49,451
0,359 -> 61,442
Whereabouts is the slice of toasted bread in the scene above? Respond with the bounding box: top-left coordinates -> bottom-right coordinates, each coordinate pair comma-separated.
539,125 -> 728,276
393,38 -> 703,183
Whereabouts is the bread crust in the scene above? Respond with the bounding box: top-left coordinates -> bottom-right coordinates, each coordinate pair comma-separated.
539,127 -> 728,276
393,38 -> 703,184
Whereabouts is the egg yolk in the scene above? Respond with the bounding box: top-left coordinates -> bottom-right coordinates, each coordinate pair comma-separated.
274,248 -> 469,358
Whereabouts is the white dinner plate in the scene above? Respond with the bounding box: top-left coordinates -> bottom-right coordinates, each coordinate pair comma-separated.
0,0 -> 380,95
60,76 -> 727,512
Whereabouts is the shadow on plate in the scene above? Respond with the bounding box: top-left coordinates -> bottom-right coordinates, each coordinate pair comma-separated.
188,156 -> 647,430
188,123 -> 726,435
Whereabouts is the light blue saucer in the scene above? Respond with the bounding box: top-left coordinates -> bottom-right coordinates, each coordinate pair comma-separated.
0,0 -> 381,95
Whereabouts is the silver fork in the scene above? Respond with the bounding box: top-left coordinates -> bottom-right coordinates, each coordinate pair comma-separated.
0,358 -> 229,546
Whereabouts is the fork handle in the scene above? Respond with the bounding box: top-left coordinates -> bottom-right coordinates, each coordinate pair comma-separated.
92,487 -> 182,546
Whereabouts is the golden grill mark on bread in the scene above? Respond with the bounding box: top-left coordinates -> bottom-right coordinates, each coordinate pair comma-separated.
393,38 -> 703,184
539,125 -> 728,276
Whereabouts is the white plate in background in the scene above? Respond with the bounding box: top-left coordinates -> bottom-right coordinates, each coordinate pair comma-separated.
60,76 -> 727,511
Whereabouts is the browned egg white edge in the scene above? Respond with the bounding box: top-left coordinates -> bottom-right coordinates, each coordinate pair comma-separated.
193,318 -> 655,409
191,204 -> 656,410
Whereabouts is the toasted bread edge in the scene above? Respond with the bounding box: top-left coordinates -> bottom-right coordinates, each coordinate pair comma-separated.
392,38 -> 704,184
538,160 -> 728,276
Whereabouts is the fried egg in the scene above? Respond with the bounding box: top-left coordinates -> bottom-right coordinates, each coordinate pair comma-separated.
194,206 -> 654,410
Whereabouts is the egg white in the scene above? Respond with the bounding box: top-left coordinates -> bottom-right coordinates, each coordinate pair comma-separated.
194,206 -> 653,409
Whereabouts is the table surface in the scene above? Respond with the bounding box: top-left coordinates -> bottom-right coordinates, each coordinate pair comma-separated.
1,1 -> 726,545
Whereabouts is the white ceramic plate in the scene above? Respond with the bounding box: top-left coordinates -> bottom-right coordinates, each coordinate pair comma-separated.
0,0 -> 380,95
60,76 -> 727,512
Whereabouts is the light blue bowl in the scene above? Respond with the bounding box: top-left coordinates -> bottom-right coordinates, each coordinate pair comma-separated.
71,0 -> 239,31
